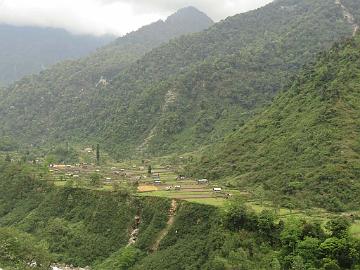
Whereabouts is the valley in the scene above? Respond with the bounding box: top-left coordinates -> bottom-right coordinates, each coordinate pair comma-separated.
3,145 -> 360,240
1,0 -> 360,269
1,150 -> 360,269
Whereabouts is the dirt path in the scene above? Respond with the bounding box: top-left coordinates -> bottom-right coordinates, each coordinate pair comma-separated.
150,199 -> 177,252
335,0 -> 359,36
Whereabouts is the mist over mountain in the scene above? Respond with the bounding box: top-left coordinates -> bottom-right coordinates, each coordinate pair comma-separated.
0,24 -> 114,85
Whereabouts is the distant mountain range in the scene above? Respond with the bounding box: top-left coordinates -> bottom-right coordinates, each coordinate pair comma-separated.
0,24 -> 115,85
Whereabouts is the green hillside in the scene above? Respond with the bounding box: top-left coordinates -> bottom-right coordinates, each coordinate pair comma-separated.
0,7 -> 213,147
189,35 -> 360,211
1,161 -> 360,270
0,0 -> 357,159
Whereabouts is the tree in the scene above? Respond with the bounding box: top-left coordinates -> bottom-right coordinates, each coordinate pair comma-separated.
292,255 -> 305,270
96,144 -> 100,165
326,217 -> 351,238
271,258 -> 281,270
0,227 -> 52,269
224,196 -> 258,231
257,210 -> 277,243
147,165 -> 152,175
90,173 -> 101,187
296,237 -> 321,266
4,154 -> 11,162
280,218 -> 303,253
322,259 -> 341,270
254,185 -> 266,206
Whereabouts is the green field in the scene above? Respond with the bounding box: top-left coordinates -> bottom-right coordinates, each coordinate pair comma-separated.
4,148 -> 360,240
350,222 -> 360,239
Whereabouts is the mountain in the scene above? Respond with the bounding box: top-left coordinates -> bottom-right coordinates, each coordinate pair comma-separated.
0,24 -> 114,85
0,7 -> 213,146
189,35 -> 360,211
0,0 -> 358,158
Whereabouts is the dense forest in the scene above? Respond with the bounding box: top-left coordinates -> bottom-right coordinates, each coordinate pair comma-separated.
189,36 -> 360,211
1,161 -> 360,270
0,6 -> 213,146
0,7 -> 213,148
0,0 -> 357,158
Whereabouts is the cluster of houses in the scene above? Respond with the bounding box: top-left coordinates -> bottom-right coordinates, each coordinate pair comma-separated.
49,164 -> 129,183
165,185 -> 182,191
154,176 -> 223,193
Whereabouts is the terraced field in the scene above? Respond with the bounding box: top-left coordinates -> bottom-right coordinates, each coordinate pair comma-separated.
4,148 -> 359,239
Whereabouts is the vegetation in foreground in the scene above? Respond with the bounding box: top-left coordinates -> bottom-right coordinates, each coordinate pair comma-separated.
0,161 -> 360,270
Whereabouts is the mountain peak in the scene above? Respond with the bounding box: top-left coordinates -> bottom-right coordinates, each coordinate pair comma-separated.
166,6 -> 214,25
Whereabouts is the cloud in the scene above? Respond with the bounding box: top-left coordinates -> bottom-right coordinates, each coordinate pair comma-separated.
124,0 -> 273,21
0,0 -> 273,36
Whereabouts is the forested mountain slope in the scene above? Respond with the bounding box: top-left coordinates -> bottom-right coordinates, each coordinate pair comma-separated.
0,0 -> 358,158
0,24 -> 113,85
0,7 -> 213,143
190,36 -> 360,211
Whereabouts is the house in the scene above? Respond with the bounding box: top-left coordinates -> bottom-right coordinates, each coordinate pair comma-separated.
197,179 -> 209,185
154,180 -> 162,185
177,175 -> 186,180
174,185 -> 181,191
213,187 -> 222,192
52,164 -> 66,169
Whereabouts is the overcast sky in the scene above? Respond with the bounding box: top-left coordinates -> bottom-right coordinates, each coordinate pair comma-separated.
0,0 -> 273,36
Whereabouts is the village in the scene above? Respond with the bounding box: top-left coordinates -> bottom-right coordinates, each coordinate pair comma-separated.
2,145 -> 360,239
44,156 -> 360,241
46,149 -> 231,205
